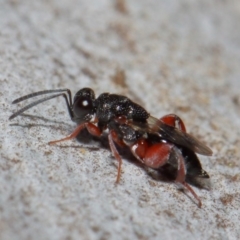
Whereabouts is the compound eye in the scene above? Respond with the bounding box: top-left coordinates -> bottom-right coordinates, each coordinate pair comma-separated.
73,97 -> 93,120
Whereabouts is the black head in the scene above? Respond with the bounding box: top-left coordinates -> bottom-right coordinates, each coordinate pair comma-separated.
73,88 -> 96,122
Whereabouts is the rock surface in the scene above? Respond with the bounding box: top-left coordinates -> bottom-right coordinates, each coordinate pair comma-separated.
1,0 -> 240,239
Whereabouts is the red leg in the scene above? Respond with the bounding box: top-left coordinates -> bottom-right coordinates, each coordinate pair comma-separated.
49,122 -> 102,145
172,147 -> 186,183
160,114 -> 187,132
182,182 -> 202,208
131,139 -> 173,168
170,146 -> 202,207
160,116 -> 202,206
130,139 -> 149,162
85,122 -> 102,137
132,140 -> 187,180
143,142 -> 173,169
131,140 -> 202,207
49,123 -> 86,145
110,130 -> 125,148
108,130 -> 123,183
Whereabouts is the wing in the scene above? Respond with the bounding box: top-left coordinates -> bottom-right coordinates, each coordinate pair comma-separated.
129,116 -> 212,156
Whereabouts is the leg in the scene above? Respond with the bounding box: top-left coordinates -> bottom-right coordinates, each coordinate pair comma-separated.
130,139 -> 149,162
173,146 -> 202,207
109,129 -> 125,148
131,140 -> 173,169
49,123 -> 86,145
182,182 -> 202,208
138,142 -> 186,184
160,114 -> 186,132
49,122 -> 102,145
131,140 -> 202,207
85,122 -> 102,137
143,143 -> 173,169
108,130 -> 123,183
173,147 -> 186,183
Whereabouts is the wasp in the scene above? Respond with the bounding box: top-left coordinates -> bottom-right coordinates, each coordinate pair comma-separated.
9,88 -> 212,207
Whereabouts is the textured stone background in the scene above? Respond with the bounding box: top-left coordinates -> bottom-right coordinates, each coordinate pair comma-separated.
1,0 -> 240,239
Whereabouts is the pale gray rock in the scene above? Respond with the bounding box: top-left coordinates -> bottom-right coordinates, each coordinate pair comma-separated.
1,0 -> 240,239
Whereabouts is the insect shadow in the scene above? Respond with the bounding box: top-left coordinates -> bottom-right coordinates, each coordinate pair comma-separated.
9,113 -> 73,129
10,114 -> 211,189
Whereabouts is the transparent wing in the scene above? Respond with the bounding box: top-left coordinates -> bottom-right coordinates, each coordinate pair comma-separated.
130,116 -> 212,156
